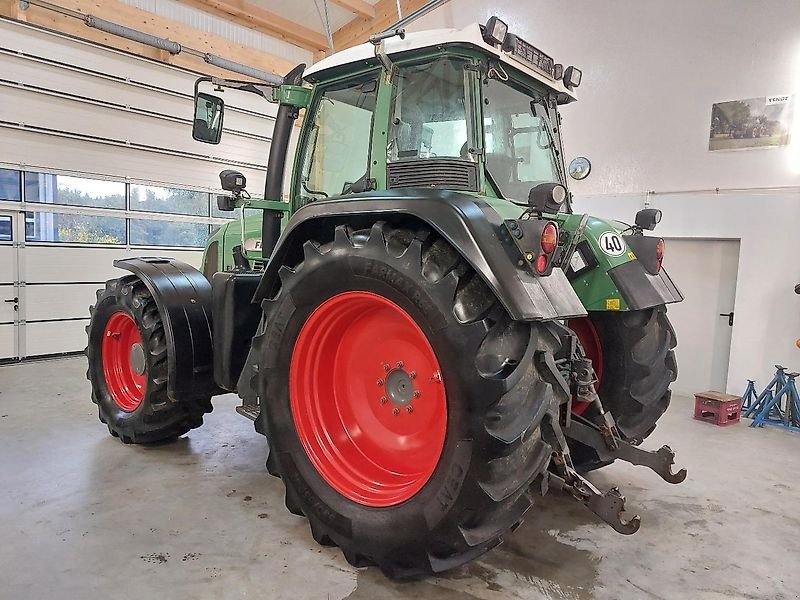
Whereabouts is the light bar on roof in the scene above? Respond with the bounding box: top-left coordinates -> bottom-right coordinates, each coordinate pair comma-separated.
501,33 -> 555,79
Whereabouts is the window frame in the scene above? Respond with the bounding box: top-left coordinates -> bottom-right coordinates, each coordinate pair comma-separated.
0,168 -> 22,202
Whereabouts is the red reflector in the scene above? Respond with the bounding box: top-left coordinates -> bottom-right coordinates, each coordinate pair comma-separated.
656,238 -> 664,272
541,222 -> 558,254
536,255 -> 548,273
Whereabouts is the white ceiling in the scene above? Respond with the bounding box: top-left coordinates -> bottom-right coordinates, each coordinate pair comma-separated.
248,0 -> 380,37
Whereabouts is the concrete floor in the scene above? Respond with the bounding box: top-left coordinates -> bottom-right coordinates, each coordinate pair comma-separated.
1,357 -> 798,600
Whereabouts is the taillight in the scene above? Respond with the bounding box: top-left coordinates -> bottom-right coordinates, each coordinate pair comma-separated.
656,238 -> 664,272
535,255 -> 548,273
541,222 -> 558,254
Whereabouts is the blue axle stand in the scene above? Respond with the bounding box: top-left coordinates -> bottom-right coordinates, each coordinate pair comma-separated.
747,366 -> 800,433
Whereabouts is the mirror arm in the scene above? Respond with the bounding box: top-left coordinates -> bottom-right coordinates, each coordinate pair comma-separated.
195,75 -> 280,103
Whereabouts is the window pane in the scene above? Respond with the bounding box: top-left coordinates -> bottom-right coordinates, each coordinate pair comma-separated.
0,215 -> 12,241
24,172 -> 125,209
130,185 -> 209,216
25,212 -> 125,244
0,169 -> 21,201
483,78 -> 561,200
298,76 -> 378,202
129,219 -> 209,247
389,58 -> 469,161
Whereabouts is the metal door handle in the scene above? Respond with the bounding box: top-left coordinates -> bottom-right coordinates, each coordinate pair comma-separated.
3,297 -> 17,303
719,311 -> 734,326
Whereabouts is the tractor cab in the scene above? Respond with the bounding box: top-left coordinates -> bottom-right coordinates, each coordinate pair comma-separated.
295,20 -> 581,210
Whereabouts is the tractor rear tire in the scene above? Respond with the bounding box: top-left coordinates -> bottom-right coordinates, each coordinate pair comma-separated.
252,222 -> 564,578
85,275 -> 212,443
567,306 -> 677,471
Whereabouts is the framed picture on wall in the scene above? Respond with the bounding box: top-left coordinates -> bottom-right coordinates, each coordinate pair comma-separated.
708,94 -> 793,151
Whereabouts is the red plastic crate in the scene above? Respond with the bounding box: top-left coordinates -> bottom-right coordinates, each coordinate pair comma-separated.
694,391 -> 742,426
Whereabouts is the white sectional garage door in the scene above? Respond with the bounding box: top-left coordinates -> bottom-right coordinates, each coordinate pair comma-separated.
0,18 -> 277,360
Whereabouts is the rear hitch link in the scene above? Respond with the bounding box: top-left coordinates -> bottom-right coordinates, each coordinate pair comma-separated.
546,468 -> 641,535
538,333 -> 687,534
561,343 -> 687,485
565,419 -> 687,485
545,449 -> 641,535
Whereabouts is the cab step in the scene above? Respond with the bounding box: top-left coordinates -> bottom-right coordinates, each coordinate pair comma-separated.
235,404 -> 260,421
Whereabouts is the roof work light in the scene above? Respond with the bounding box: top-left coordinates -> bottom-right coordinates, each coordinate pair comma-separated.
563,66 -> 582,89
482,16 -> 508,46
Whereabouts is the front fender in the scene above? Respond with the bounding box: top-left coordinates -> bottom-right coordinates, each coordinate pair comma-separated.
253,189 -> 587,321
114,257 -> 222,401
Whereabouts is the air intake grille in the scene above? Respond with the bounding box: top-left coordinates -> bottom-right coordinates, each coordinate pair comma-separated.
387,159 -> 479,192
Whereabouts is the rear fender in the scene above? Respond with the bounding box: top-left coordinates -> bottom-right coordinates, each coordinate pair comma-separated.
253,189 -> 587,321
114,257 -> 222,401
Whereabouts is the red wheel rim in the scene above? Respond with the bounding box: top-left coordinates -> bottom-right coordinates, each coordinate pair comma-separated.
567,317 -> 603,416
290,291 -> 447,508
102,311 -> 146,412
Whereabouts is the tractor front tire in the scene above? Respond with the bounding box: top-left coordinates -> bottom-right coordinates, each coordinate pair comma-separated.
253,222 -> 563,578
568,306 -> 677,470
86,276 -> 212,443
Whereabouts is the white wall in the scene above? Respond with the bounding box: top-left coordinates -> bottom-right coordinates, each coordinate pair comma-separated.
415,0 -> 800,392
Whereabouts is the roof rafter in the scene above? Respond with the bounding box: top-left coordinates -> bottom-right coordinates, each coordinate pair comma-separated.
333,0 -> 431,51
173,0 -> 329,52
329,0 -> 374,20
0,0 -> 295,78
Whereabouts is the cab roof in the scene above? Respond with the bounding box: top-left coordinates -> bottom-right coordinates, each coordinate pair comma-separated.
303,22 -> 578,103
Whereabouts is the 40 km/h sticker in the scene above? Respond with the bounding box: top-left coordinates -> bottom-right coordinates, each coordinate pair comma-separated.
598,231 -> 626,256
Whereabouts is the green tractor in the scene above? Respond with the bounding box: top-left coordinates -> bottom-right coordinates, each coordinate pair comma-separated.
86,15 -> 686,577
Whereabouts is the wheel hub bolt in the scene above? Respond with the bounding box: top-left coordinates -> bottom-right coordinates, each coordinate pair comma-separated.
392,408 -> 400,415
409,371 -> 417,379
377,378 -> 384,386
413,391 -> 421,398
406,406 -> 413,413
383,364 -> 391,372
380,397 -> 387,404
396,361 -> 404,368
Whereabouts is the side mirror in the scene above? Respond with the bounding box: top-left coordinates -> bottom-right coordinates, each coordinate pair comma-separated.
568,156 -> 591,180
193,92 -> 225,144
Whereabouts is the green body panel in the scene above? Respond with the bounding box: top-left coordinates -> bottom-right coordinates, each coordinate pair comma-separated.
272,84 -> 312,108
552,213 -> 633,311
204,208 -> 289,272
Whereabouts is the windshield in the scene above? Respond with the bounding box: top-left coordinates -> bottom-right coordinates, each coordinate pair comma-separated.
483,76 -> 562,202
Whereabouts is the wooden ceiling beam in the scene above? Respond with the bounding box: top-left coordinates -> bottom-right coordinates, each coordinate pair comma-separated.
333,0 -> 431,51
173,0 -> 329,52
329,0 -> 374,20
0,0 -> 296,79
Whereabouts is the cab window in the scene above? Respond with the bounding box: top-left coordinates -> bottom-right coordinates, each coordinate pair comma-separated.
388,57 -> 472,162
297,76 -> 378,203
